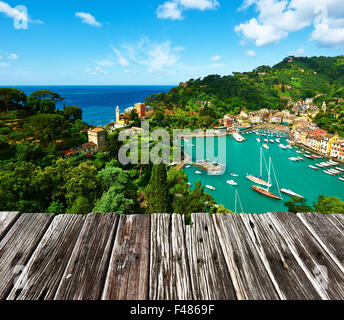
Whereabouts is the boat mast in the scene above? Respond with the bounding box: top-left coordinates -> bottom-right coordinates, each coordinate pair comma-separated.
267,158 -> 272,192
260,147 -> 263,178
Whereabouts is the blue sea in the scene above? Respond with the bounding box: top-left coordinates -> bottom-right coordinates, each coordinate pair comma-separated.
17,86 -> 174,126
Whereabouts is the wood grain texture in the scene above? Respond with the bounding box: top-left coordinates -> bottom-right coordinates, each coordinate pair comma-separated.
149,214 -> 192,300
297,213 -> 344,275
268,212 -> 344,300
186,213 -> 236,300
244,214 -> 322,300
102,214 -> 150,300
7,214 -> 85,300
0,213 -> 53,300
213,214 -> 279,300
54,214 -> 118,300
0,212 -> 20,241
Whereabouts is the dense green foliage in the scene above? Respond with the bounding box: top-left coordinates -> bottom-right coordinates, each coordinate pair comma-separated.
1,55 -> 344,215
284,196 -> 344,214
145,55 -> 344,131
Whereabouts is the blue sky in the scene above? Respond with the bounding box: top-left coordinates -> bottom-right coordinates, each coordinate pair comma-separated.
0,0 -> 343,85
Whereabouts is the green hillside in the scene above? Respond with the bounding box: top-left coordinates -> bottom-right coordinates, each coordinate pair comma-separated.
145,56 -> 344,130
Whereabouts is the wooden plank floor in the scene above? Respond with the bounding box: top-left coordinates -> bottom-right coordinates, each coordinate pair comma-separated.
0,212 -> 343,300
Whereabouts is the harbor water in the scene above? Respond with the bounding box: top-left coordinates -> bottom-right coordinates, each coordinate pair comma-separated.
183,132 -> 344,213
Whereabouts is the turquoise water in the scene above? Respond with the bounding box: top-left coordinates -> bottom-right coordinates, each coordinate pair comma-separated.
184,133 -> 344,213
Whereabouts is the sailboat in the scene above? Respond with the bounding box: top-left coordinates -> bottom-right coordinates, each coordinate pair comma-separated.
251,157 -> 282,200
247,147 -> 272,187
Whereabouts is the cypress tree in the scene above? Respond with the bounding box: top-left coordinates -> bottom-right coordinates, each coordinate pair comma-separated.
145,164 -> 172,214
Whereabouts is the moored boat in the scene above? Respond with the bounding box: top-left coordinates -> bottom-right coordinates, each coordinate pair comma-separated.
251,185 -> 281,200
280,188 -> 304,199
308,165 -> 318,170
195,171 -> 202,175
227,180 -> 238,186
246,174 -> 272,187
206,185 -> 216,191
263,144 -> 269,150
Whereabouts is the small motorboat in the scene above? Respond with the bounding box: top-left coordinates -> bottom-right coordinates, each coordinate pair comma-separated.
263,144 -> 269,150
280,188 -> 304,199
227,180 -> 238,186
279,144 -> 287,150
231,173 -> 239,177
195,171 -> 202,175
308,165 -> 318,170
206,185 -> 216,191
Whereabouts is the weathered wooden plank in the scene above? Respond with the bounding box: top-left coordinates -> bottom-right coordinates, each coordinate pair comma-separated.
0,213 -> 53,300
149,214 -> 192,300
7,214 -> 85,300
0,212 -> 20,241
213,214 -> 280,300
268,212 -> 344,300
330,214 -> 344,229
244,214 -> 322,300
186,213 -> 236,300
102,214 -> 150,300
297,213 -> 344,275
54,214 -> 118,300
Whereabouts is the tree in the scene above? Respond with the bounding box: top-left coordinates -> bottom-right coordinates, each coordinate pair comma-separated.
145,164 -> 172,214
313,196 -> 344,214
64,162 -> 100,212
64,106 -> 83,121
130,110 -> 140,127
47,201 -> 64,215
284,197 -> 313,213
16,142 -> 45,162
0,88 -> 26,113
24,114 -> 66,145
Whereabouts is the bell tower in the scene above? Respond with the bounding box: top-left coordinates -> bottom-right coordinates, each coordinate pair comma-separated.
116,106 -> 121,124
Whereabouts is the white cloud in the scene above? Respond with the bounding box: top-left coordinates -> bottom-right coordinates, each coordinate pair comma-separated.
8,53 -> 18,60
157,1 -> 183,20
111,46 -> 130,66
245,50 -> 256,57
310,5 -> 344,47
291,48 -> 306,56
157,0 -> 219,20
235,18 -> 287,46
0,1 -> 43,24
211,55 -> 221,61
236,0 -> 344,48
95,59 -> 115,67
75,12 -> 101,27
86,67 -> 108,76
143,41 -> 180,73
0,1 -> 27,21
115,38 -> 183,74
0,62 -> 9,67
179,0 -> 219,10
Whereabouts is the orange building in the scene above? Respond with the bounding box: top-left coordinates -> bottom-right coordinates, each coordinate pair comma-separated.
134,103 -> 146,118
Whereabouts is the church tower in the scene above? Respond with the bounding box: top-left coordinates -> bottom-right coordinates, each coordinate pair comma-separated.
116,106 -> 121,124
322,101 -> 327,113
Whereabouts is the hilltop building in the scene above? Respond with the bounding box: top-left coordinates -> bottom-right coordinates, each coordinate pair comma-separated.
116,106 -> 130,126
88,128 -> 106,151
134,103 -> 146,118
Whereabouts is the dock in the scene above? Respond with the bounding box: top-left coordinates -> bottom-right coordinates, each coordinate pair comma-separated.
0,212 -> 344,300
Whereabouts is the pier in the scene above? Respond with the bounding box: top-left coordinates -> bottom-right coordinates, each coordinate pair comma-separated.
1,212 -> 344,300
